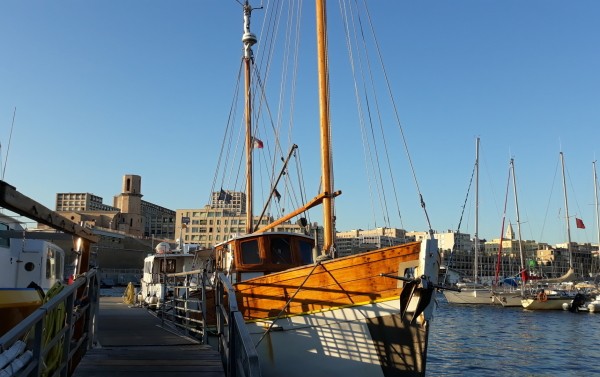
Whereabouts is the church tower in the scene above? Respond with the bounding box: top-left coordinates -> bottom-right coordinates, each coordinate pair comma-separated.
505,222 -> 515,240
113,175 -> 144,236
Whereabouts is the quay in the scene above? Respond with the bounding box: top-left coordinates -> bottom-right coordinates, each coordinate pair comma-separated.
73,296 -> 225,377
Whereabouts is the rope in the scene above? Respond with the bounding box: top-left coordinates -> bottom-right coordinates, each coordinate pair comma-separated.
123,282 -> 136,305
255,258 -> 325,347
41,281 -> 66,377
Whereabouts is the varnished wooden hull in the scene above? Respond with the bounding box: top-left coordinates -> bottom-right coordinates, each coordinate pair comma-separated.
233,240 -> 439,376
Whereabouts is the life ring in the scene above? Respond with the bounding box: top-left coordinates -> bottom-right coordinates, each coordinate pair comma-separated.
537,291 -> 548,302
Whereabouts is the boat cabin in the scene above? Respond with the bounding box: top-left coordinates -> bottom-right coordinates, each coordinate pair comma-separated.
214,232 -> 315,283
0,218 -> 65,291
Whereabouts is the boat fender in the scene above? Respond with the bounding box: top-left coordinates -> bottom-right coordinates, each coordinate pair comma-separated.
537,291 -> 547,302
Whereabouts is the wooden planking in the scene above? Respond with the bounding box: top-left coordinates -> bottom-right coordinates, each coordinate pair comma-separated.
74,345 -> 224,377
73,297 -> 225,377
234,242 -> 422,319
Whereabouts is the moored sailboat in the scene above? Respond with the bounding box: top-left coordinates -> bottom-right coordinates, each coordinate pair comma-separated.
443,138 -> 498,305
521,152 -> 577,310
209,2 -> 441,376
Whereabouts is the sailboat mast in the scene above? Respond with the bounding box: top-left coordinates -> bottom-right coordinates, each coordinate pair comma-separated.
560,152 -> 573,269
243,2 -> 257,233
594,161 -> 599,271
511,159 -> 526,285
316,0 -> 334,253
474,137 -> 480,283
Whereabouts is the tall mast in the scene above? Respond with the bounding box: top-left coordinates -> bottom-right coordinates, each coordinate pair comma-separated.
560,152 -> 573,269
511,158 -> 526,287
243,2 -> 257,233
316,0 -> 334,253
594,161 -> 599,273
474,137 -> 479,282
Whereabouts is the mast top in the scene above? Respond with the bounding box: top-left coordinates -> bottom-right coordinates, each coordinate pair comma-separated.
242,1 -> 257,60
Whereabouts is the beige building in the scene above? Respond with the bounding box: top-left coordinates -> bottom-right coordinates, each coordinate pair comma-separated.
56,193 -> 119,212
55,174 -> 175,240
483,223 -> 539,259
336,227 -> 408,257
175,191 -> 315,249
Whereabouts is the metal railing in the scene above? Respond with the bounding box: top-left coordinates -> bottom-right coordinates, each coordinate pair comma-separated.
155,269 -> 261,377
215,272 -> 261,377
160,269 -> 208,344
0,269 -> 99,377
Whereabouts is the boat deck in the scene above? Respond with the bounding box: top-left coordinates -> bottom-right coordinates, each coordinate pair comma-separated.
73,296 -> 225,377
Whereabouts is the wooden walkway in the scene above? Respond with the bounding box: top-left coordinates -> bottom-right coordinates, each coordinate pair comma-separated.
73,296 -> 225,377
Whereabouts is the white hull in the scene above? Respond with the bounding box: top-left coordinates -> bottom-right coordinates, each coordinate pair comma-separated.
494,292 -> 524,307
443,288 -> 495,305
245,299 -> 430,377
588,302 -> 600,312
521,297 -> 573,310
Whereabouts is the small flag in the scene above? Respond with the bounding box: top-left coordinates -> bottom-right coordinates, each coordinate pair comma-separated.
576,218 -> 585,229
218,189 -> 232,203
274,188 -> 281,202
253,137 -> 264,149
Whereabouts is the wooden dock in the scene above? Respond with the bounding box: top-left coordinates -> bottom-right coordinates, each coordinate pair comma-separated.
72,296 -> 225,377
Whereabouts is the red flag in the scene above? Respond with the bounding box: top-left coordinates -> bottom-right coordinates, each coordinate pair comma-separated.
252,137 -> 263,149
576,218 -> 585,229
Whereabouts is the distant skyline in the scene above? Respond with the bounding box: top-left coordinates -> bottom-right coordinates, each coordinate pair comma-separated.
1,1 -> 599,246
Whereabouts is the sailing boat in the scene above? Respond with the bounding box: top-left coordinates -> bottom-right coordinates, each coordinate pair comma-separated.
443,137 -> 498,304
521,152 -> 577,310
210,2 -> 440,376
492,158 -> 530,307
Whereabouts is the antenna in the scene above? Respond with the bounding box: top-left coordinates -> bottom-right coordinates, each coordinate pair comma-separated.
2,107 -> 17,180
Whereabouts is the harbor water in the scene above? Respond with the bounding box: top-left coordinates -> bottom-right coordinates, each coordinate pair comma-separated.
427,293 -> 600,376
102,288 -> 600,376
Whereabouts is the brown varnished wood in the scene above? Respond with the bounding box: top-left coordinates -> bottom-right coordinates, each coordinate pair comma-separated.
234,242 -> 421,319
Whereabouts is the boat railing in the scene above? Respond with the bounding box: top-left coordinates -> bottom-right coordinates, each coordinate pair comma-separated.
156,270 -> 261,376
0,269 -> 99,377
215,272 -> 262,377
160,269 -> 208,344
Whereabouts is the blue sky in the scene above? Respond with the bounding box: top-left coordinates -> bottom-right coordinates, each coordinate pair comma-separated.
1,1 -> 599,246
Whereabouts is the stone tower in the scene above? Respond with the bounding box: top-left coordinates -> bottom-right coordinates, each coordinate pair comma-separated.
113,175 -> 144,236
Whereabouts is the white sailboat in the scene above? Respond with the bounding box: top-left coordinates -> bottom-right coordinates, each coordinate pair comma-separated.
493,158 -> 529,307
521,152 -> 577,310
443,138 -> 497,305
207,2 -> 441,376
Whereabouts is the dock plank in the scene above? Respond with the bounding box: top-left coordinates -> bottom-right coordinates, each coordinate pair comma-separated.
73,296 -> 225,377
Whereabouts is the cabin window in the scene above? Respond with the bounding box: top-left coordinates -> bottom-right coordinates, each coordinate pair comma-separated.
241,240 -> 260,264
46,257 -> 52,279
299,240 -> 313,264
0,223 -> 9,247
270,237 -> 292,264
159,259 -> 177,273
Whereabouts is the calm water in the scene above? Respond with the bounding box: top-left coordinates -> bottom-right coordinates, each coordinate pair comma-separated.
103,288 -> 600,376
427,293 -> 600,376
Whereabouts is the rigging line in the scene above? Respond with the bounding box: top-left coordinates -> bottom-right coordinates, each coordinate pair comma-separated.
351,0 -> 402,229
255,258 -> 324,348
210,62 -> 244,200
2,107 -> 16,180
348,0 -> 392,227
565,162 -> 587,240
539,156 -> 561,243
286,0 -> 302,148
494,162 -> 512,286
362,1 -> 433,232
338,0 -> 380,229
457,163 -> 476,232
443,160 -> 477,282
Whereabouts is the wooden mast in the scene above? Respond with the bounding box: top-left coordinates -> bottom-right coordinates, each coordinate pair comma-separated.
243,2 -> 257,234
316,0 -> 334,254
